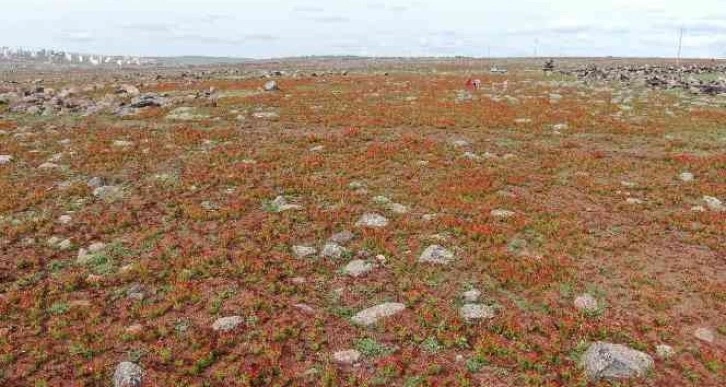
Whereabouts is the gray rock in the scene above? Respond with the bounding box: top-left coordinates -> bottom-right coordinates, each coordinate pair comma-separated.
113,361 -> 144,387
38,162 -> 60,170
320,242 -> 346,259
329,231 -> 355,245
333,349 -> 361,365
93,185 -> 124,202
212,316 -> 244,332
292,245 -> 317,259
263,81 -> 279,92
268,195 -> 302,212
694,327 -> 715,343
343,260 -> 374,277
418,245 -> 455,264
126,284 -> 146,301
0,155 -> 12,165
574,293 -> 599,313
87,176 -> 105,188
580,342 -> 654,380
351,302 -> 406,326
355,213 -> 389,228
117,84 -> 140,96
490,209 -> 515,218
462,289 -> 481,303
459,304 -> 495,321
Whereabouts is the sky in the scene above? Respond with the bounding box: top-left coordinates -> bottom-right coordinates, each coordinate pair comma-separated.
1,0 -> 725,58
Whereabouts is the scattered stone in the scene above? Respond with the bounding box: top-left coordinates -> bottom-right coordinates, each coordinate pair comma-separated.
459,304 -> 495,321
329,231 -> 355,245
263,80 -> 279,91
422,213 -> 437,222
580,342 -> 654,381
87,176 -> 105,188
125,324 -> 144,336
309,145 -> 325,152
462,289 -> 481,303
200,200 -> 219,211
38,162 -> 60,170
678,172 -> 694,182
113,140 -> 134,148
351,302 -> 406,326
355,213 -> 389,228
165,106 -> 209,121
57,215 -> 72,224
386,202 -> 409,214
0,155 -> 12,165
117,84 -> 140,96
343,260 -> 374,277
463,152 -> 481,161
490,209 -> 515,218
126,284 -> 146,301
451,139 -> 469,147
113,361 -> 144,387
333,349 -> 361,365
625,198 -> 643,205
93,185 -> 124,202
372,196 -> 391,204
418,245 -> 455,265
212,316 -> 244,332
703,196 -> 724,212
268,195 -> 302,212
292,245 -> 317,259
320,242 -> 346,259
656,344 -> 675,359
574,293 -> 599,313
58,239 -> 72,250
694,327 -> 715,343
292,303 -> 316,314
76,242 -> 106,264
252,111 -> 280,120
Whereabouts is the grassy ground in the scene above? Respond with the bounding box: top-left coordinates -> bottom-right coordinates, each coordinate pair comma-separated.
0,66 -> 724,385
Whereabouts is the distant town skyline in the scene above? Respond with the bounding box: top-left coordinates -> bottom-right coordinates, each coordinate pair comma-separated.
1,0 -> 725,59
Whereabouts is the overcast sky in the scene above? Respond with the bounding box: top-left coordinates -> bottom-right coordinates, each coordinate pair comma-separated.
1,0 -> 725,58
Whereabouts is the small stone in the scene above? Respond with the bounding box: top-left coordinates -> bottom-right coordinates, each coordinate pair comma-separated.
574,293 -> 599,313
309,145 -> 324,152
57,215 -> 72,224
691,206 -> 706,212
113,361 -> 144,387
422,213 -> 438,221
656,344 -> 675,359
351,302 -> 406,326
58,239 -> 72,250
355,213 -> 389,228
320,243 -> 346,259
343,259 -> 374,277
291,277 -> 306,284
126,284 -> 145,301
703,196 -> 724,212
418,245 -> 455,265
200,201 -> 219,210
113,140 -> 134,148
678,172 -> 694,182
580,342 -> 654,380
372,196 -> 391,205
375,254 -> 387,263
269,195 -> 302,212
292,303 -> 316,314
625,198 -> 643,205
263,80 -> 279,91
333,349 -> 361,365
386,202 -> 409,214
86,274 -> 103,284
125,324 -> 144,335
292,245 -> 317,259
0,155 -> 12,165
329,231 -> 355,245
459,304 -> 495,321
463,289 -> 481,303
38,162 -> 60,170
694,327 -> 715,343
490,209 -> 515,218
87,176 -> 105,188
212,316 -> 244,332
93,185 -> 124,202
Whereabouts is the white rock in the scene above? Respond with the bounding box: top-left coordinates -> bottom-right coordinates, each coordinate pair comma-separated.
678,172 -> 694,182
355,213 -> 389,228
0,155 -> 13,165
263,80 -> 279,92
333,349 -> 361,365
625,198 -> 643,205
459,304 -> 495,321
351,302 -> 406,326
580,342 -> 654,380
694,327 -> 715,343
269,195 -> 302,212
387,202 -> 409,214
329,231 -> 355,245
57,215 -> 72,224
58,239 -> 72,250
212,316 -> 244,332
691,206 -> 706,212
462,289 -> 481,303
703,196 -> 724,212
309,145 -> 324,152
113,140 -> 134,147
93,185 -> 124,201
343,260 -> 374,277
418,245 -> 455,265
113,361 -> 144,387
574,293 -> 599,313
656,344 -> 675,359
490,209 -> 515,218
292,245 -> 317,259
38,162 -> 60,170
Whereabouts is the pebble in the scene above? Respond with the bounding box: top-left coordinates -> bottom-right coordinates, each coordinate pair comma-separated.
212,316 -> 244,332
333,349 -> 361,365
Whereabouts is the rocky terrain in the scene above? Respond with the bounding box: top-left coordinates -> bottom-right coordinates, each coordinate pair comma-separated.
0,57 -> 724,385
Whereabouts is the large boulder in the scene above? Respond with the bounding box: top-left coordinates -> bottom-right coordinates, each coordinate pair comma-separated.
581,342 -> 654,380
113,361 -> 144,387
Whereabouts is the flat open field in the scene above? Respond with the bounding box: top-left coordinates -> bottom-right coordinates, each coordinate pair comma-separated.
0,59 -> 724,385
